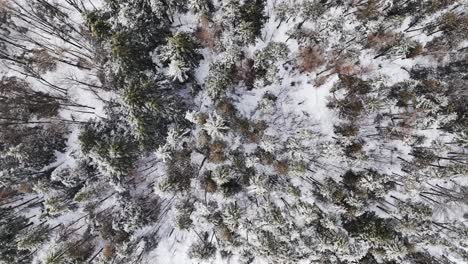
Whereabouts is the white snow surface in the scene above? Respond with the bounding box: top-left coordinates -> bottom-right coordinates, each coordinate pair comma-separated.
2,0 -> 467,263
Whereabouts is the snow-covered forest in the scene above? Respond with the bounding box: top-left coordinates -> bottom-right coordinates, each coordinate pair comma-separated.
1,0 -> 467,263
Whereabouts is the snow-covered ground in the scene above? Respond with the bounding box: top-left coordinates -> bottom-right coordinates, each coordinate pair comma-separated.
1,0 -> 467,263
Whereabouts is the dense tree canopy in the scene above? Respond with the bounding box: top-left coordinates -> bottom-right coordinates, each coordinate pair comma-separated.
0,0 -> 467,263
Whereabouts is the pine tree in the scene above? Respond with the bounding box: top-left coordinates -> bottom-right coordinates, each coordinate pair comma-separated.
205,59 -> 236,99
254,42 -> 289,86
160,32 -> 201,82
216,0 -> 267,46
188,239 -> 216,260
16,224 -> 50,251
0,209 -> 30,263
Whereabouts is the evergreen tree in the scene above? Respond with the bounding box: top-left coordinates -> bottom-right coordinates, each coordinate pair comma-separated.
0,209 -> 30,263
159,32 -> 202,82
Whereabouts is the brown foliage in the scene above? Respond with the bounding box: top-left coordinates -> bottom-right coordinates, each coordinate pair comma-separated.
248,121 -> 267,143
18,183 -> 33,193
334,123 -> 359,137
298,46 -> 325,73
437,13 -> 468,46
330,55 -> 372,77
103,243 -> 115,259
314,75 -> 331,87
367,32 -> 400,52
216,99 -> 237,119
406,42 -> 424,58
210,140 -> 226,153
274,160 -> 289,175
197,112 -> 208,125
31,49 -> 57,74
217,224 -> 233,242
236,58 -> 255,89
335,63 -> 358,76
439,12 -> 467,34
0,187 -> 16,203
209,140 -> 227,163
67,240 -> 95,261
0,0 -> 11,24
425,0 -> 456,13
416,79 -> 443,94
334,62 -> 371,76
204,175 -> 217,193
424,37 -> 450,61
345,141 -> 364,157
233,118 -> 250,135
195,16 -> 221,50
197,130 -> 211,150
356,0 -> 380,21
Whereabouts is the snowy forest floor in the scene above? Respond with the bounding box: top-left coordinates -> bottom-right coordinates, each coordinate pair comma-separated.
1,0 -> 468,264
